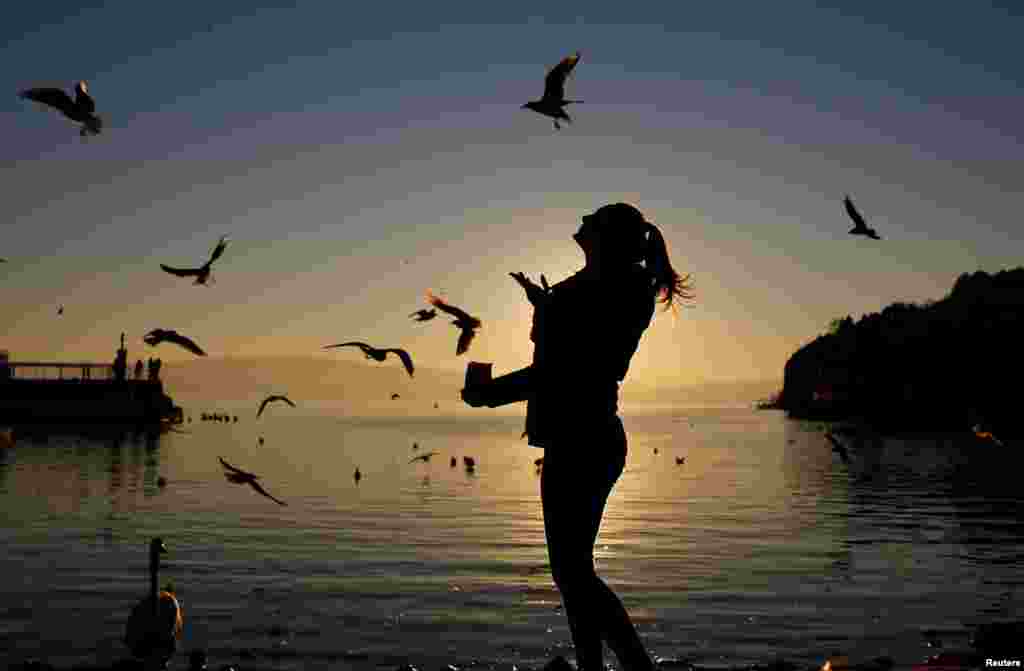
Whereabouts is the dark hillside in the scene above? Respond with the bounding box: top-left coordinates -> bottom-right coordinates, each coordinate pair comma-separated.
781,268 -> 1024,436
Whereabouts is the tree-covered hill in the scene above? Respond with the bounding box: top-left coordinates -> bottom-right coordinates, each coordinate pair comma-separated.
781,268 -> 1024,435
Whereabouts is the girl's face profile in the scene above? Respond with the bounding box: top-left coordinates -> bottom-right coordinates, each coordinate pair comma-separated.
574,212 -> 600,249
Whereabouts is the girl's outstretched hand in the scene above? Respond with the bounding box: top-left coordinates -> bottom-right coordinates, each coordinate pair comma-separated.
460,386 -> 490,408
510,272 -> 551,307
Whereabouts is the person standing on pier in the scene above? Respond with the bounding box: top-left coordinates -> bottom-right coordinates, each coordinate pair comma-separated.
135,359 -> 144,380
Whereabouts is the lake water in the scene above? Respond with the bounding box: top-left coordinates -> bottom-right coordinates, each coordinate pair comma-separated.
1,405 -> 1022,670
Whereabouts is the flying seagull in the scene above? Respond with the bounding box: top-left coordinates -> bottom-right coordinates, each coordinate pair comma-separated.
143,329 -> 206,356
409,451 -> 439,464
522,51 -> 583,130
160,235 -> 229,286
323,342 -> 414,377
354,467 -> 361,483
218,456 -> 287,506
409,309 -> 437,322
675,456 -> 686,465
19,81 -> 102,136
425,290 -> 481,355
57,305 -> 64,316
843,196 -> 882,240
391,393 -> 401,400
257,395 -> 295,418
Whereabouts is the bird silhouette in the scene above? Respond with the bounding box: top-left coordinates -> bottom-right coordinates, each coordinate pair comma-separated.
824,432 -> 850,463
409,309 -> 437,322
258,436 -> 265,446
123,538 -> 183,667
450,456 -> 457,468
57,305 -> 64,316
218,456 -> 287,505
160,235 -> 229,286
20,81 -> 102,136
409,451 -> 439,464
143,329 -> 206,356
257,395 -> 295,418
675,456 -> 686,465
354,467 -> 362,483
425,290 -> 481,355
391,393 -> 401,400
653,447 -> 658,455
463,456 -> 476,469
972,424 -> 1004,447
323,341 -> 414,377
522,51 -> 583,130
412,442 -> 419,450
219,456 -> 259,479
843,195 -> 882,240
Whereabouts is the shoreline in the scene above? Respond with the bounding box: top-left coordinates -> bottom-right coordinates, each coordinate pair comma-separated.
7,645 -> 1014,671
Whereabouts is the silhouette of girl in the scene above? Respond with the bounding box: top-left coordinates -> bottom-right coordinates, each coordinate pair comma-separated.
462,203 -> 693,671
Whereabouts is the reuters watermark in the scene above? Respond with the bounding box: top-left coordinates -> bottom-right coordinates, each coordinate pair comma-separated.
985,660 -> 1022,668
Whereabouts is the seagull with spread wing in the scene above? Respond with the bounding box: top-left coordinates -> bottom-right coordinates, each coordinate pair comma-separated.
257,395 -> 295,418
218,456 -> 287,506
409,451 -> 439,464
409,309 -> 437,322
143,329 -> 206,356
522,51 -> 583,130
19,80 -> 102,136
160,236 -> 229,286
322,342 -> 414,377
425,290 -> 481,355
843,195 -> 882,240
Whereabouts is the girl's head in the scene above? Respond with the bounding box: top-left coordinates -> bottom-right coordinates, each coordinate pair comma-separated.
574,203 -> 694,311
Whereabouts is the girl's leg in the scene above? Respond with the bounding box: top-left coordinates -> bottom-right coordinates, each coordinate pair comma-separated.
542,417 -> 657,671
542,447 -> 610,671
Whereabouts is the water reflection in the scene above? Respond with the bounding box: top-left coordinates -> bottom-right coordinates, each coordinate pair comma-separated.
0,411 -> 1021,670
1,424 -> 167,518
785,421 -> 1024,652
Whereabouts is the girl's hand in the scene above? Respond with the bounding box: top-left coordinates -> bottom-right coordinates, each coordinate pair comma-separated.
510,272 -> 551,307
460,386 -> 490,408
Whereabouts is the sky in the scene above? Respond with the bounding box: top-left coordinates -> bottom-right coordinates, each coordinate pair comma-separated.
2,1 -> 1022,399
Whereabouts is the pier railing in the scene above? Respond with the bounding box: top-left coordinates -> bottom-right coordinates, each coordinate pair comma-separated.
1,362 -> 117,381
